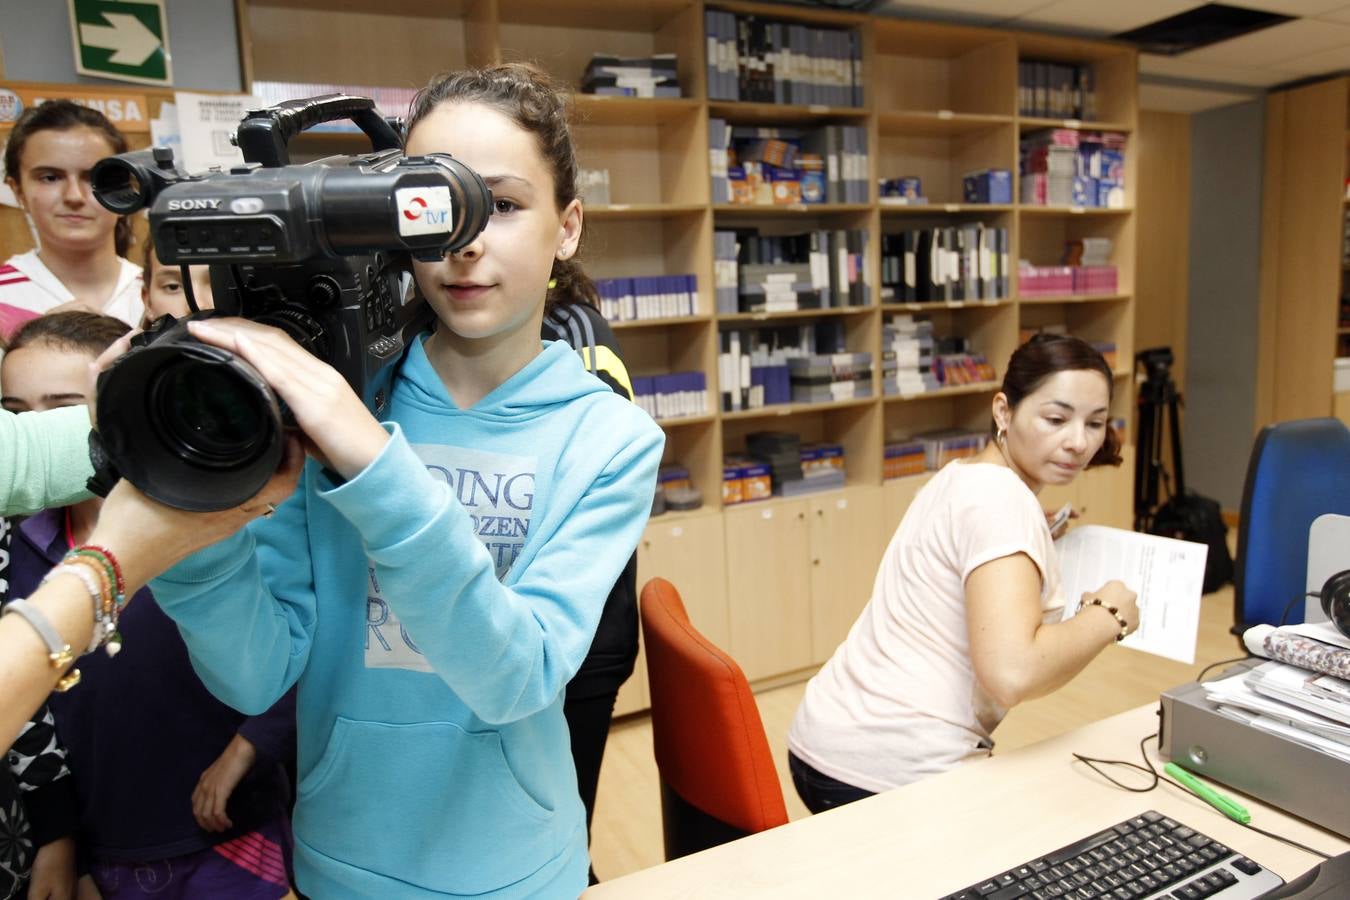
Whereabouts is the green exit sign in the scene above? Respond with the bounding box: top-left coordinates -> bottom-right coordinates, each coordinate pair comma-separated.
68,0 -> 172,86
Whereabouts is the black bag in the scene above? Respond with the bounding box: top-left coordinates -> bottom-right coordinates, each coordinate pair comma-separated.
1147,492 -> 1234,594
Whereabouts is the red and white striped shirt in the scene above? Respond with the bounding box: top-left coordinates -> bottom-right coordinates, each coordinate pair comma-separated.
0,250 -> 143,339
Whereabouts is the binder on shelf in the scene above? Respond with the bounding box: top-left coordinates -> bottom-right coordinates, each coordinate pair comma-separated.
705,10 -> 864,105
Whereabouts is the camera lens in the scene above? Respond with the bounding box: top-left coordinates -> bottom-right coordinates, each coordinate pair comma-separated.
96,322 -> 285,511
150,358 -> 271,469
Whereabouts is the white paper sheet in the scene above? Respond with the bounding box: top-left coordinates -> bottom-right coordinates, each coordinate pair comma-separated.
1246,661 -> 1350,727
173,91 -> 259,174
1056,524 -> 1207,663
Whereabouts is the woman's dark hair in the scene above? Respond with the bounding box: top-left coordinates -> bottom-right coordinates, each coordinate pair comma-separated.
405,63 -> 598,313
997,332 -> 1122,468
7,310 -> 130,358
4,99 -> 133,257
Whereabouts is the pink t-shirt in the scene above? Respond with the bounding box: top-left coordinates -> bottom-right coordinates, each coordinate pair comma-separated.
788,460 -> 1065,793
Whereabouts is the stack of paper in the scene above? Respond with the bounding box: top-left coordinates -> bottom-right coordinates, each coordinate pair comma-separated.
1202,661 -> 1350,764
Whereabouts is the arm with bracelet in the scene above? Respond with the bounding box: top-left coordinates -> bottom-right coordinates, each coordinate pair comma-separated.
0,449 -> 302,747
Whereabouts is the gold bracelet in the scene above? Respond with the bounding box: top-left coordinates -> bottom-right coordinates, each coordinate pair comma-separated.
1086,596 -> 1129,642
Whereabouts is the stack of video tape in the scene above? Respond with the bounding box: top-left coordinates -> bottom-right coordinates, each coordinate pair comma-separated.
581,53 -> 681,98
787,352 -> 873,404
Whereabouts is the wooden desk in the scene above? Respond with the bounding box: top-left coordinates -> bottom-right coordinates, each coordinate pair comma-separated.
586,704 -> 1348,898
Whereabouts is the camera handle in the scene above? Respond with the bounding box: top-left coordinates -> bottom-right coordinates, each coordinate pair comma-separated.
236,94 -> 402,168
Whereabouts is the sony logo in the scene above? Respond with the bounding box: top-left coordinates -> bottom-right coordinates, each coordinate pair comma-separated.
166,198 -> 222,211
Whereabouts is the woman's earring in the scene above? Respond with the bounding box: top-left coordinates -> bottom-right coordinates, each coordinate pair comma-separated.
996,426 -> 1007,445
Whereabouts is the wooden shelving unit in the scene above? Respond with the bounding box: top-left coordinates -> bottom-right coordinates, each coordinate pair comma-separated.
231,0 -> 1139,707
1256,77 -> 1349,426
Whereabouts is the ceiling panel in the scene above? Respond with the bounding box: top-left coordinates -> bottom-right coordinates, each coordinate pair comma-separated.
1139,52 -> 1300,86
1313,3 -> 1350,22
1228,0 -> 1347,14
1014,0 -> 1202,36
1181,17 -> 1350,65
873,0 -> 1048,25
1139,82 -> 1257,112
1261,40 -> 1350,72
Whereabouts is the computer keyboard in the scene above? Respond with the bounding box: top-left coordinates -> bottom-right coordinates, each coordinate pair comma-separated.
940,810 -> 1285,900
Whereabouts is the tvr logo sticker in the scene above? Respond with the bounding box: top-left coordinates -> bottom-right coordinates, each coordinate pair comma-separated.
396,186 -> 452,237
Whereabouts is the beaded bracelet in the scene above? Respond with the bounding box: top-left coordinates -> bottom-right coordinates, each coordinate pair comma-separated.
1086,596 -> 1130,642
59,556 -> 122,656
42,556 -> 124,656
71,546 -> 126,609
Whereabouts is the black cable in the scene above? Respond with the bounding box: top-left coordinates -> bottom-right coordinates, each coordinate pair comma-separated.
1279,592 -> 1321,627
1196,655 -> 1250,683
1071,733 -> 1332,860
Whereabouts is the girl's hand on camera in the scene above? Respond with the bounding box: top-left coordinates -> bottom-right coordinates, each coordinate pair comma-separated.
186,318 -> 390,480
87,436 -> 304,594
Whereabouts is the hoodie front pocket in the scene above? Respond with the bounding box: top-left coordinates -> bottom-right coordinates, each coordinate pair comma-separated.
296,717 -> 557,894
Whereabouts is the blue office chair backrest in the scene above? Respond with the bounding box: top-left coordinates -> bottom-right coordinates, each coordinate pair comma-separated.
1234,417 -> 1350,632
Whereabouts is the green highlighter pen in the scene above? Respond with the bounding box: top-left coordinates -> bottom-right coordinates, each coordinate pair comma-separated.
1164,762 -> 1252,825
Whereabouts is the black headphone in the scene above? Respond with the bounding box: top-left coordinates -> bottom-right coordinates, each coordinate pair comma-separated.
1319,569 -> 1350,639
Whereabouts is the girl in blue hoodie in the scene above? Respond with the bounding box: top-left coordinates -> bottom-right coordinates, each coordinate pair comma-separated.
148,64 -> 665,899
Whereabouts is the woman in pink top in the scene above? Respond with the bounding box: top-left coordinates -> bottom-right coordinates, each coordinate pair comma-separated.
788,334 -> 1141,811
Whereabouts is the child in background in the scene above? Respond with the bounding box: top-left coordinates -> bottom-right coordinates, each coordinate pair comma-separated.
146,64 -> 664,898
1,101 -> 143,339
542,261 -> 641,885
3,312 -> 297,900
140,238 -> 214,325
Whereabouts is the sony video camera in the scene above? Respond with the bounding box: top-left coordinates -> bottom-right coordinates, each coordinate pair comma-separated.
89,94 -> 491,511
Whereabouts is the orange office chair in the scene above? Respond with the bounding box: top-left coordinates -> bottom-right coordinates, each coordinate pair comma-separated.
639,577 -> 789,860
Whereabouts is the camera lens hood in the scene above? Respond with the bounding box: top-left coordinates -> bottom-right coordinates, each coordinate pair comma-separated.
96,323 -> 286,511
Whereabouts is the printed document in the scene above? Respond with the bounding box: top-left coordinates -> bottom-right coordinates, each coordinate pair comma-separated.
1056,525 -> 1207,663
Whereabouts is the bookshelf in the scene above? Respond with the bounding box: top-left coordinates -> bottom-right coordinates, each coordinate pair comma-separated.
226,0 -> 1139,706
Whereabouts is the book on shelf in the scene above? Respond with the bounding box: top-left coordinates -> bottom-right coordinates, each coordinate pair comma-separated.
1018,60 -> 1096,120
711,121 -> 868,205
962,169 -> 1012,205
1020,129 -> 1126,208
916,428 -> 990,469
719,320 -> 854,411
880,224 -> 1009,303
1018,262 -> 1118,297
786,352 -> 873,403
883,314 -> 938,396
882,315 -> 996,395
580,53 -> 681,98
723,227 -> 869,310
715,230 -> 740,314
722,456 -> 773,505
593,274 -> 696,322
884,440 -> 927,479
632,371 -> 708,420
705,9 -> 863,106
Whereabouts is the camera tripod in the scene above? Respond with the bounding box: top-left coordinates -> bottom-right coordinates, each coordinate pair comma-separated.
1134,346 -> 1184,532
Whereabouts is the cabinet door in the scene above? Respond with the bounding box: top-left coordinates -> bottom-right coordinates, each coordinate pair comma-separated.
809,487 -> 886,664
617,512 -> 731,716
724,500 -> 812,682
638,512 -> 730,648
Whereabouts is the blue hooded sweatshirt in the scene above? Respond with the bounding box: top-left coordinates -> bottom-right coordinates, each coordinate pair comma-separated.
151,335 -> 664,898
